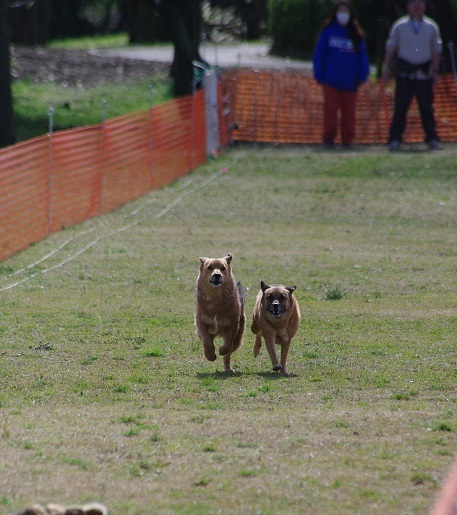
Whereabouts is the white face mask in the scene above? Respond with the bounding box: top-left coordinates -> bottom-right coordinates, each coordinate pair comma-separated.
336,11 -> 351,26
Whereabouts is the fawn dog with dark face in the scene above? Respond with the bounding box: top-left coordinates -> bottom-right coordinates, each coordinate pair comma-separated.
251,281 -> 300,375
195,254 -> 245,372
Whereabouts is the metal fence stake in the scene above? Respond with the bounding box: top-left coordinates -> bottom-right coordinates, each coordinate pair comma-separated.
99,99 -> 108,215
47,106 -> 55,234
148,84 -> 154,188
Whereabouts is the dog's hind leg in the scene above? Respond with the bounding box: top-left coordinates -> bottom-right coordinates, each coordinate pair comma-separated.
251,316 -> 262,357
231,313 -> 245,354
222,315 -> 245,372
253,334 -> 262,357
218,323 -> 241,356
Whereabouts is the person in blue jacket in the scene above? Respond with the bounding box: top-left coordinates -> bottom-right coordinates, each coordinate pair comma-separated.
313,0 -> 370,147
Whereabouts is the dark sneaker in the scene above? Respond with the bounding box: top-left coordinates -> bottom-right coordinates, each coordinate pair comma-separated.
428,140 -> 443,150
324,138 -> 335,148
388,140 -> 400,151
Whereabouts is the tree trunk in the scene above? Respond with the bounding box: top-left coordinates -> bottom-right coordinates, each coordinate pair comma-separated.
243,0 -> 266,40
8,0 -> 52,45
0,0 -> 15,147
156,0 -> 206,97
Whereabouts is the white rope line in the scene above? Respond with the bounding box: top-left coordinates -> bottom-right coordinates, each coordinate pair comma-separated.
0,236 -> 104,292
128,178 -> 194,217
9,226 -> 102,277
153,171 -> 223,219
2,179 -> 195,282
0,156 -> 245,292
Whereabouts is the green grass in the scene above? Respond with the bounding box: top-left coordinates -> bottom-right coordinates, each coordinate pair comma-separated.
0,146 -> 456,513
13,78 -> 172,141
12,34 -> 173,141
47,33 -> 130,50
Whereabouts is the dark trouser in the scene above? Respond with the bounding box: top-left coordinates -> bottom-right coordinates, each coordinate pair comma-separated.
389,77 -> 439,143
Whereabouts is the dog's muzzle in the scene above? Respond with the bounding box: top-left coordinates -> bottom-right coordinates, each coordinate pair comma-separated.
268,301 -> 284,317
209,271 -> 223,286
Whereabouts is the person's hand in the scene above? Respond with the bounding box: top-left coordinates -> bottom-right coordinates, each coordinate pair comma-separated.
382,68 -> 391,84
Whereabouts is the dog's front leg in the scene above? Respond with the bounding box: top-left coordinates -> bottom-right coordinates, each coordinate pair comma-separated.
196,322 -> 217,361
253,334 -> 262,357
264,336 -> 281,372
280,340 -> 291,375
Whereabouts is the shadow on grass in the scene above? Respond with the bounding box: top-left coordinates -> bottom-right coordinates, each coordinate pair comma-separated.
196,371 -> 297,380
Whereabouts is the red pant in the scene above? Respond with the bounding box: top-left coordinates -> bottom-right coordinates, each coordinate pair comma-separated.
323,85 -> 357,145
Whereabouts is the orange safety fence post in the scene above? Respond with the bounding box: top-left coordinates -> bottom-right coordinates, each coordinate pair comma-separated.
148,84 -> 154,190
48,107 -> 54,234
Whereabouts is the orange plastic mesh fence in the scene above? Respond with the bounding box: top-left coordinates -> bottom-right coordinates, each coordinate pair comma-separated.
0,137 -> 50,260
50,126 -> 103,232
220,69 -> 457,144
0,90 -> 208,262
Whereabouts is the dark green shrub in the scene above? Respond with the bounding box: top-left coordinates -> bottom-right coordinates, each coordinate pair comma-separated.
268,0 -> 332,59
268,0 -> 380,60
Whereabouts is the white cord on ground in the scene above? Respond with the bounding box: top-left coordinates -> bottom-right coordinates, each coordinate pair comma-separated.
0,153 -> 245,292
153,171 -> 224,219
9,226 -> 102,278
2,179 -> 195,282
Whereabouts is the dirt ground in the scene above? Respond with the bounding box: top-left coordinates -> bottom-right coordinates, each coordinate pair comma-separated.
11,46 -> 170,88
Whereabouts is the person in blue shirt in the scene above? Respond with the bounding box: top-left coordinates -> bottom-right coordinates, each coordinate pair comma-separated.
313,0 -> 370,148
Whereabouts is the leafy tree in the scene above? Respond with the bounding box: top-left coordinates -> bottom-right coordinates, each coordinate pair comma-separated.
428,0 -> 457,73
209,0 -> 267,39
268,0 -> 457,72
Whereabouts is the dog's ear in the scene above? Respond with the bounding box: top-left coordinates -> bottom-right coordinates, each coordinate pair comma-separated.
199,257 -> 208,266
261,281 -> 270,292
286,285 -> 297,295
224,253 -> 233,265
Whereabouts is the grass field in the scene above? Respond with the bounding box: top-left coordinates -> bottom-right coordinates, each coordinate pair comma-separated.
12,34 -> 173,141
0,145 -> 456,514
12,77 -> 172,142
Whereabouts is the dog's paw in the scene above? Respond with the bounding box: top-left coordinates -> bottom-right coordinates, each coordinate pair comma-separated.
253,343 -> 261,358
204,349 -> 217,361
272,365 -> 282,372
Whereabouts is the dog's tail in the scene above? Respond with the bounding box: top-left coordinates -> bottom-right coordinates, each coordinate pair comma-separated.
237,281 -> 246,309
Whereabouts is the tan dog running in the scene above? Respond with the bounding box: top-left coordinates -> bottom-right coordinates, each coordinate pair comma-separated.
195,254 -> 245,372
251,281 -> 300,375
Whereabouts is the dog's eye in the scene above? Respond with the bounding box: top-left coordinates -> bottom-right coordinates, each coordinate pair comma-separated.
220,266 -> 226,271
280,294 -> 286,299
207,266 -> 213,271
